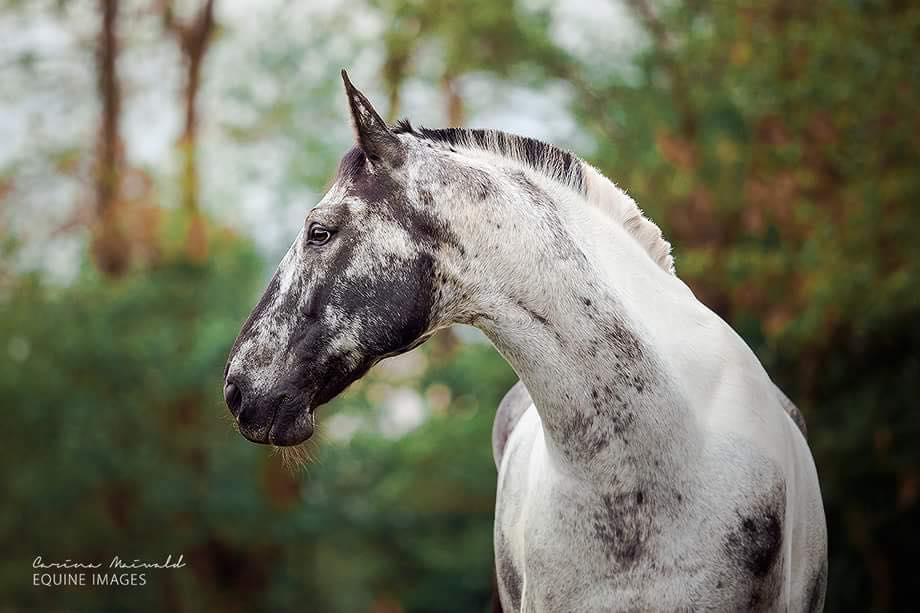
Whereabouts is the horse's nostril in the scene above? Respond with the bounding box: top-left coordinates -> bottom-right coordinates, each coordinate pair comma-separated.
224,381 -> 243,416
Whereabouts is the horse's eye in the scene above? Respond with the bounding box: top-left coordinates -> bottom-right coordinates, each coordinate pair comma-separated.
307,223 -> 333,245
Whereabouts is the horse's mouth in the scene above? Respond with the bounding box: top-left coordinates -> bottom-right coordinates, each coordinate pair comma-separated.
239,402 -> 315,447
269,408 -> 315,446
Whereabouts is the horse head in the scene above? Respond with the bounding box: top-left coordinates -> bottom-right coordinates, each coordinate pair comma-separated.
224,72 -> 470,445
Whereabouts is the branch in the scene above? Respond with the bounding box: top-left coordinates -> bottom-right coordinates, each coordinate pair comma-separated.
157,0 -> 215,58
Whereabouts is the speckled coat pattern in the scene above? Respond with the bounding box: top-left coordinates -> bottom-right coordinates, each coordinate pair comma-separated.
224,73 -> 828,612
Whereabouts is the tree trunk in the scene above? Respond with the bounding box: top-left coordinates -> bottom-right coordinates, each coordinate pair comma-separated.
90,0 -> 128,276
442,73 -> 464,127
160,0 -> 216,262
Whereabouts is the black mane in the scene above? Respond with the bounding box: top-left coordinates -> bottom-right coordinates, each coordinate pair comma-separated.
393,119 -> 586,192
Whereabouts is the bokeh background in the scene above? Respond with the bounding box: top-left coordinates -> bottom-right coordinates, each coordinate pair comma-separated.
1,1 -> 918,611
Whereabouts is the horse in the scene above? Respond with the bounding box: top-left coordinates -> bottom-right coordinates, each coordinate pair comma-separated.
223,70 -> 827,612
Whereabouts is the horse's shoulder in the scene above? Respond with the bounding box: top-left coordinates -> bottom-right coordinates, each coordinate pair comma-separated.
492,380 -> 533,468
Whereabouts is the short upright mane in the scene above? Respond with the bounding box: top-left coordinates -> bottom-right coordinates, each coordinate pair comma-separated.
394,120 -> 675,274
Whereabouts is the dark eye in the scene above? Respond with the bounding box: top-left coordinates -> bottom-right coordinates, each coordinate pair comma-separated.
307,223 -> 333,245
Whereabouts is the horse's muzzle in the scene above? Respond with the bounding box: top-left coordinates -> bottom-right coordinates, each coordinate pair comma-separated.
223,376 -> 315,446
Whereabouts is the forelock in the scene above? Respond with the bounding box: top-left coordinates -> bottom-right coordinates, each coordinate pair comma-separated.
336,146 -> 367,182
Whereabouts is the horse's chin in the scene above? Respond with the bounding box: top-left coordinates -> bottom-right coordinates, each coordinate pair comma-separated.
269,407 -> 315,447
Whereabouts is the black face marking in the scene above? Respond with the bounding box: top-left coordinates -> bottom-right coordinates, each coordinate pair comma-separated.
342,153 -> 458,256
399,199 -> 464,255
225,140 -> 456,444
299,241 -> 437,412
722,481 -> 786,610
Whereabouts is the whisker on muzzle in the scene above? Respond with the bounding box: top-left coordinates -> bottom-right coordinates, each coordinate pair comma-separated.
272,429 -> 324,474
219,402 -> 241,431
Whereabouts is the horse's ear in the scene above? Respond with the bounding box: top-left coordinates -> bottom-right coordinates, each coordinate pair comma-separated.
341,70 -> 405,167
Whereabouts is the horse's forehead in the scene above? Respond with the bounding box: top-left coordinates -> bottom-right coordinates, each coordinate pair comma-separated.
317,142 -> 495,257
335,145 -> 410,200
331,141 -> 502,208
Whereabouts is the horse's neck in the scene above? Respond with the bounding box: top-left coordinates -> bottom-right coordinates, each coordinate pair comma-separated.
477,190 -> 705,483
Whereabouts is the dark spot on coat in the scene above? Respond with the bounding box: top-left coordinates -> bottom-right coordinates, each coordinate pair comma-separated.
600,317 -> 644,362
514,299 -> 570,348
495,533 -> 522,611
557,409 -> 610,459
805,558 -> 827,612
722,481 -> 786,610
592,491 -> 652,568
463,167 -> 495,201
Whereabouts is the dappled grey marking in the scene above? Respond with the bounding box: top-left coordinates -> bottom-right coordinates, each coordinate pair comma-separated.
722,480 -> 786,610
226,71 -> 826,612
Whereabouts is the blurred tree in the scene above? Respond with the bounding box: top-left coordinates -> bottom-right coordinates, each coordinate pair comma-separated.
159,0 -> 217,263
89,0 -> 129,275
371,0 -> 566,122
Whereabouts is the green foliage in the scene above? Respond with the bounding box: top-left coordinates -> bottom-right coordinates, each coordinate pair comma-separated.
1,233 -> 263,611
0,226 -> 514,611
372,0 -> 563,77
